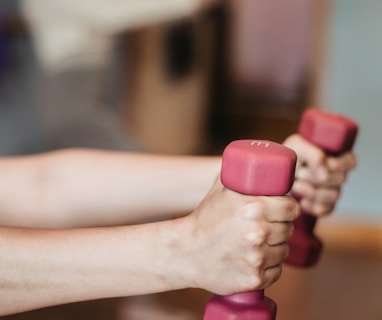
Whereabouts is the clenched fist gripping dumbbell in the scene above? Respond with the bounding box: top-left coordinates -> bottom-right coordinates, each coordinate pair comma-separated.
204,140 -> 297,320
285,108 -> 358,267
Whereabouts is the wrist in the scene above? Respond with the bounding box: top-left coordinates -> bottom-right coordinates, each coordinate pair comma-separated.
156,216 -> 197,291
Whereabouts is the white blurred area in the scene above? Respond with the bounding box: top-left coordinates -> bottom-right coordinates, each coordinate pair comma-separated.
21,0 -> 218,72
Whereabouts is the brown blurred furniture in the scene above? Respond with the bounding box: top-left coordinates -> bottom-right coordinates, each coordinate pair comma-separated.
120,0 -> 332,155
122,14 -> 217,155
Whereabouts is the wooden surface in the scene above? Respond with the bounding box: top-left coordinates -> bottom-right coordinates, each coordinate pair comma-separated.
1,223 -> 381,320
122,17 -> 216,155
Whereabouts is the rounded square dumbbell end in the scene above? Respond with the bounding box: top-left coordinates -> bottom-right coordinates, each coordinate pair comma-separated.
299,109 -> 359,154
221,140 -> 297,196
285,229 -> 323,267
204,292 -> 277,320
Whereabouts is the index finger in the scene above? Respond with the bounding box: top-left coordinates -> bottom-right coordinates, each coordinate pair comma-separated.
326,151 -> 357,173
261,196 -> 300,223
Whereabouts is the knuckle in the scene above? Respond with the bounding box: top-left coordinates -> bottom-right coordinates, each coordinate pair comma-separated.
244,230 -> 266,246
251,200 -> 266,215
329,159 -> 342,172
246,273 -> 263,291
241,201 -> 264,220
246,251 -> 266,269
243,222 -> 269,246
235,267 -> 263,292
286,198 -> 300,220
315,203 -> 334,217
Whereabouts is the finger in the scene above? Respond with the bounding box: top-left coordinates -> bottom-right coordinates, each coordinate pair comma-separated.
296,165 -> 348,188
261,263 -> 283,289
326,152 -> 357,172
325,169 -> 348,186
292,179 -> 341,201
241,224 -> 287,251
267,221 -> 295,246
300,197 -> 337,217
259,196 -> 300,223
260,243 -> 290,288
293,182 -> 341,216
245,244 -> 287,290
318,186 -> 341,204
295,165 -> 328,183
284,134 -> 326,169
291,179 -> 315,199
263,242 -> 290,268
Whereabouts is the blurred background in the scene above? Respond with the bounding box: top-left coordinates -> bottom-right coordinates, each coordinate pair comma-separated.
0,0 -> 379,224
0,0 -> 381,319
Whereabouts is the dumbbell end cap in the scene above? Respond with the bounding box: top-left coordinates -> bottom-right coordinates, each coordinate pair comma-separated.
221,140 -> 297,196
299,108 -> 358,154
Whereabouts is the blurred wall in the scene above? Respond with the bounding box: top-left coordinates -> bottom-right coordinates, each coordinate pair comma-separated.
321,0 -> 382,223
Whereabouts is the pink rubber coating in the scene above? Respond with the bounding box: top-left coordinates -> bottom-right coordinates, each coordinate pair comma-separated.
298,108 -> 358,155
221,140 -> 297,196
285,108 -> 359,267
204,140 -> 297,320
205,293 -> 277,320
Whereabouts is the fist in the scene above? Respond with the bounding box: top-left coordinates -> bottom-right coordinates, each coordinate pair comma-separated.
284,134 -> 357,217
184,178 -> 299,295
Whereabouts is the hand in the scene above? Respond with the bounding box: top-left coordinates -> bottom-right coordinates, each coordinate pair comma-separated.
180,178 -> 299,295
284,134 -> 357,217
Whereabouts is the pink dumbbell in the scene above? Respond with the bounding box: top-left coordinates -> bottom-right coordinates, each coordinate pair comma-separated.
285,108 -> 358,267
204,139 -> 297,320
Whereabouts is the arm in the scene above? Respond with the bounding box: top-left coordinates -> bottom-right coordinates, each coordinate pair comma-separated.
283,134 -> 357,217
0,149 -> 221,228
0,177 -> 299,316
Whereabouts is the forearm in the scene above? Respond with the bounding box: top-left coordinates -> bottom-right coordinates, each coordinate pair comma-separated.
0,149 -> 221,228
0,168 -> 300,316
0,218 -> 191,316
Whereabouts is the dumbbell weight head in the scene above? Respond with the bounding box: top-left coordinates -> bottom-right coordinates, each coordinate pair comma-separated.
285,108 -> 358,267
298,108 -> 358,155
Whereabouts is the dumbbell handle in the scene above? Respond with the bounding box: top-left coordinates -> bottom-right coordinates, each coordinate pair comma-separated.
285,108 -> 358,266
204,140 -> 297,320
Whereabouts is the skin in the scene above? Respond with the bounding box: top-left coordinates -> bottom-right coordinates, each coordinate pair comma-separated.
0,135 -> 356,315
6,0 -> 357,316
284,134 -> 357,217
0,149 -> 298,315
